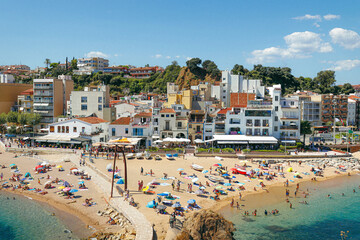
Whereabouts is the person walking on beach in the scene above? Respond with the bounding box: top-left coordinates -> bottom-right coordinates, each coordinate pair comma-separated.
239,192 -> 242,201
290,203 -> 292,209
230,198 -> 234,207
140,167 -> 143,175
236,202 -> 239,209
0,172 -> 3,181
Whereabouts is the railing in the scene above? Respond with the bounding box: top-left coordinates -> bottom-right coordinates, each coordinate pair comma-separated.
280,126 -> 298,130
34,86 -> 53,90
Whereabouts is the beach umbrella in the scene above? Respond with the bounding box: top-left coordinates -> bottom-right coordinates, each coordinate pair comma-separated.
202,170 -> 208,174
232,176 -> 236,179
69,189 -> 78,193
263,172 -> 269,175
56,165 -> 63,168
222,174 -> 230,177
213,163 -> 222,167
199,186 -> 206,190
41,162 -> 49,166
294,172 -> 300,176
78,181 -> 84,184
230,168 -> 237,171
187,199 -> 196,204
70,167 -> 78,171
215,186 -> 223,190
117,178 -> 124,184
106,163 -> 112,170
287,167 -> 293,172
63,181 -> 71,187
45,180 -> 52,185
224,183 -> 231,186
25,172 -> 31,177
63,187 -> 71,192
156,205 -> 167,210
177,168 -> 184,171
237,183 -> 245,186
142,186 -> 150,192
172,202 -> 181,208
58,186 -> 65,189
72,169 -> 80,172
146,201 -> 157,208
9,164 -> 16,167
254,168 -> 260,172
192,178 -> 199,183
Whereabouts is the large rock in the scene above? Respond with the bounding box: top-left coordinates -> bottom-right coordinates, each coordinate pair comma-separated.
176,209 -> 235,240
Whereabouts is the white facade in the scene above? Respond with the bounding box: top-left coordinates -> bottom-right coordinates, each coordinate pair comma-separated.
0,74 -> 15,83
348,98 -> 356,126
48,118 -> 109,143
114,103 -> 137,118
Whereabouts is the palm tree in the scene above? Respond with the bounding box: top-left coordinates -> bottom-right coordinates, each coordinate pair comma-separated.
44,58 -> 51,69
300,121 -> 312,145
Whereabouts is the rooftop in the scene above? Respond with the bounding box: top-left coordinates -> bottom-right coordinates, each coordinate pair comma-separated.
110,117 -> 131,125
160,108 -> 176,113
77,117 -> 108,124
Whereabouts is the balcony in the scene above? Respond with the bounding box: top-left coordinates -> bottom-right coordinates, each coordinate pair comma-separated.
163,128 -> 172,131
280,125 -> 298,130
34,92 -> 53,97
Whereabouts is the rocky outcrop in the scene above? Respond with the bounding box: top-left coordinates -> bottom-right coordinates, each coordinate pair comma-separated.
176,209 -> 235,240
175,67 -> 218,91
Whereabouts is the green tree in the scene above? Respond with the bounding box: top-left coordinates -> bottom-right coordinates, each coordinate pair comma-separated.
341,83 -> 355,94
71,58 -> 78,70
0,112 -> 7,125
17,113 -> 28,134
313,70 -> 336,94
27,113 -> 42,130
6,112 -> 18,123
186,58 -> 202,72
232,64 -> 249,75
202,60 -> 220,78
300,121 -> 312,144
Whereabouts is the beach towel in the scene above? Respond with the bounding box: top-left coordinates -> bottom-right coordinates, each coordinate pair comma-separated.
160,183 -> 170,186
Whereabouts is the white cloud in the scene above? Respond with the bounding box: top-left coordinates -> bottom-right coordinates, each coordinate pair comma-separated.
186,57 -> 192,61
175,56 -> 180,59
85,51 -> 108,58
313,22 -> 320,28
248,31 -> 332,64
154,54 -> 162,58
114,54 -> 119,57
166,56 -> 171,59
293,14 -> 321,21
329,59 -> 360,71
323,14 -> 340,20
329,28 -> 360,49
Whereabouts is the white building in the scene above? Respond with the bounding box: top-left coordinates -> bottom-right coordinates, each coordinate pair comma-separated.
114,102 -> 139,118
38,116 -> 109,144
69,85 -> 115,122
109,117 -> 132,139
0,74 -> 15,83
74,57 -> 109,75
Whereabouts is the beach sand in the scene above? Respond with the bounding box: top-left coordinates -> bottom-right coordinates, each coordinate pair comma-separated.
86,153 -> 358,239
0,150 -> 123,238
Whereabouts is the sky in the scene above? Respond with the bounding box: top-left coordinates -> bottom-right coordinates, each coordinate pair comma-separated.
1,0 -> 360,84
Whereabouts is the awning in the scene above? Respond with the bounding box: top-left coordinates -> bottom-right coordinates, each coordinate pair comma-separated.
33,103 -> 49,106
213,135 -> 278,144
281,140 -> 296,144
217,141 -> 248,144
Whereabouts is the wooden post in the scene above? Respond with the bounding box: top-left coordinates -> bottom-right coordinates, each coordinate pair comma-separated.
110,146 -> 117,198
121,146 -> 128,190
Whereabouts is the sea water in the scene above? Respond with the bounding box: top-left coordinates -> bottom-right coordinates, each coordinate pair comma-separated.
0,191 -> 80,240
225,175 -> 360,240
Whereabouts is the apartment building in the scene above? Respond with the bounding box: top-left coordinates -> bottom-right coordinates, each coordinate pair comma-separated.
129,66 -> 164,78
103,66 -> 129,75
0,82 -> 33,113
109,117 -> 132,139
33,76 -> 73,128
321,94 -> 348,125
75,57 -> 109,75
17,89 -> 33,113
69,84 -> 115,122
0,74 -> 15,83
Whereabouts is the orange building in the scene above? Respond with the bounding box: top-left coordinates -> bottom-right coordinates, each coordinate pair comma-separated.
230,93 -> 255,107
0,83 -> 33,113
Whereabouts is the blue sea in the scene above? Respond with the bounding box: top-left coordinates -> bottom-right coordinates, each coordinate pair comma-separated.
0,191 -> 85,240
224,175 -> 360,240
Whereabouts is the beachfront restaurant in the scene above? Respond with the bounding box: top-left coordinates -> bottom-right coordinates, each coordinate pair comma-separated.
211,135 -> 278,150
34,134 -> 91,148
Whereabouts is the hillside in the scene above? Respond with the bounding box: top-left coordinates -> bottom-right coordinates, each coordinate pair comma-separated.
175,67 -> 219,90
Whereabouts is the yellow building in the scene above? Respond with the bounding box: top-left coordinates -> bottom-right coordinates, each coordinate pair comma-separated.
0,83 -> 33,113
164,89 -> 192,109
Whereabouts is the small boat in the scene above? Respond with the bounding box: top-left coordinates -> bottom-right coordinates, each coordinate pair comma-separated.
126,153 -> 135,159
191,164 -> 204,171
166,154 -> 175,160
155,155 -> 162,160
145,152 -> 152,160
136,153 -> 144,159
207,175 -> 224,183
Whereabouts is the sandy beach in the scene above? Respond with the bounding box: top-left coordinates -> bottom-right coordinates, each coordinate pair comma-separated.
84,152 -> 359,239
0,149 -> 128,238
1,145 -> 359,240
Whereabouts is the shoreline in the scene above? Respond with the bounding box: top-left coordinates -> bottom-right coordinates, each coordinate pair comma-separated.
214,170 -> 358,215
0,187 -> 96,239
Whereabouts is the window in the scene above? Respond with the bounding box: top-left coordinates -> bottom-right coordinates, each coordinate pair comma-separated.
98,97 -> 102,103
223,96 -> 226,99
275,96 -> 278,101
62,126 -> 65,133
81,104 -> 87,110
254,128 -> 261,135
263,120 -> 269,127
196,126 -> 201,132
178,122 -> 182,128
50,126 -> 54,132
161,114 -> 165,117
246,129 -> 252,135
82,127 -> 85,133
171,114 -> 174,117
81,96 -> 87,103
246,119 -> 253,126
125,128 -> 128,134
255,119 -> 260,127
73,127 -> 77,132
166,114 -> 169,117
66,126 -> 69,133
57,126 -> 60,133
274,126 -> 278,131
262,129 -> 269,136
291,101 -> 294,106
98,105 -> 102,111
112,128 -> 115,136
275,106 -> 278,111
165,121 -> 170,130
275,116 -> 278,121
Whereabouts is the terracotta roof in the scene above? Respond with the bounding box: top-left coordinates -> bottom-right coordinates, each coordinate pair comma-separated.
348,95 -> 360,101
217,108 -> 232,115
19,88 -> 33,95
160,108 -> 175,113
134,112 -> 152,118
77,117 -> 108,124
110,117 -> 131,125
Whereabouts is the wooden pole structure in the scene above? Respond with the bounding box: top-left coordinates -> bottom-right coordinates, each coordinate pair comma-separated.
110,146 -> 117,198
121,147 -> 128,190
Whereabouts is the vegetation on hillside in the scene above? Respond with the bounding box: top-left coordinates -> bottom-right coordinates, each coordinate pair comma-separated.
0,112 -> 41,134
